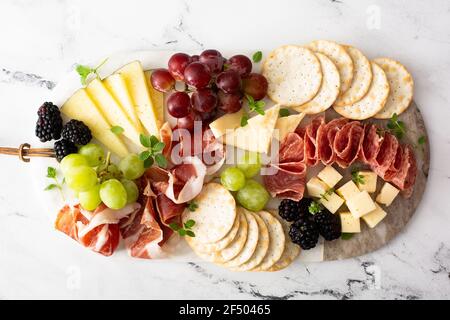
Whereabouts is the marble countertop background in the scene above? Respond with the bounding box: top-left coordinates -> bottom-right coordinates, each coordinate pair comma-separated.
0,0 -> 449,300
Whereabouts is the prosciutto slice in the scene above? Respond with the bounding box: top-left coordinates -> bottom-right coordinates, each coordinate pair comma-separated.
317,118 -> 348,165
264,132 -> 306,201
302,116 -> 325,166
333,121 -> 364,168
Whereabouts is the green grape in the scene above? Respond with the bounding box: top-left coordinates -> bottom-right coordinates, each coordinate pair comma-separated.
65,166 -> 98,192
220,167 -> 246,191
121,179 -> 139,204
237,152 -> 262,178
100,179 -> 127,210
60,154 -> 88,175
236,180 -> 270,212
79,184 -> 101,211
78,143 -> 105,167
119,154 -> 145,180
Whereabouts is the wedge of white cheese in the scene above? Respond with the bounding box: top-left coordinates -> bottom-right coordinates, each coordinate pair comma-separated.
273,112 -> 305,142
209,109 -> 244,138
144,70 -> 164,126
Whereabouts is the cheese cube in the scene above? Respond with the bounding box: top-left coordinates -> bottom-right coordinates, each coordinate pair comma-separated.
336,180 -> 360,201
362,203 -> 387,228
346,191 -> 377,218
318,166 -> 343,188
306,177 -> 328,198
356,171 -> 378,193
376,182 -> 400,206
319,192 -> 344,214
340,212 -> 361,233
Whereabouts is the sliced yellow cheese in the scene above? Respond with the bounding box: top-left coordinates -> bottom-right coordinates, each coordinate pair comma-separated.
115,61 -> 160,136
274,112 -> 305,142
336,180 -> 360,201
85,78 -> 144,150
346,190 -> 377,219
376,182 -> 399,206
103,74 -> 142,132
224,105 -> 280,154
144,70 -> 164,125
362,203 -> 387,228
340,212 -> 361,233
61,89 -> 129,158
317,165 -> 343,188
356,170 -> 378,193
306,177 -> 328,198
209,109 -> 244,138
319,192 -> 344,213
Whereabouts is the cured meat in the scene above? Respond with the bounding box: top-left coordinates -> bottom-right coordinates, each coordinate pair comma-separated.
302,116 -> 325,166
390,144 -> 416,196
370,133 -> 399,178
359,124 -> 384,164
317,118 -> 348,165
264,132 -> 306,201
333,121 -> 364,168
155,194 -> 186,226
384,144 -> 403,181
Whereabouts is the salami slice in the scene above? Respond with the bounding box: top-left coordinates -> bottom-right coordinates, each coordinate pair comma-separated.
263,162 -> 307,201
390,144 -> 416,196
303,116 -> 325,166
317,118 -> 348,165
333,121 -> 364,168
370,133 -> 399,178
384,144 -> 403,181
359,123 -> 384,164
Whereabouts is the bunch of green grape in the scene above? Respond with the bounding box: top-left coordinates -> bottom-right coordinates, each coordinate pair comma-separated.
60,143 -> 145,211
220,152 -> 269,212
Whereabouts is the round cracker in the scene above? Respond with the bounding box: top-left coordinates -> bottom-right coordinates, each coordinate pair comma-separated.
262,45 -> 322,106
294,53 -> 340,114
230,212 -> 270,272
373,57 -> 414,119
222,209 -> 259,268
306,40 -> 354,93
252,211 -> 285,271
186,208 -> 240,253
334,45 -> 372,107
333,62 -> 390,120
182,183 -> 236,243
214,209 -> 248,263
267,212 -> 300,272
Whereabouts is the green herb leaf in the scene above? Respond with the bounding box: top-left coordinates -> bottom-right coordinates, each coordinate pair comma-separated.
308,201 -> 322,215
47,167 -> 57,179
139,151 -> 151,161
169,222 -> 181,231
351,169 -> 365,185
186,230 -> 195,237
75,64 -> 94,85
279,108 -> 290,117
140,134 -> 151,148
252,51 -> 263,63
187,202 -> 198,213
178,229 -> 187,236
184,219 -> 196,229
240,115 -> 249,127
44,184 -> 58,191
320,188 -> 335,201
152,142 -> 166,153
245,94 -> 255,105
341,233 -> 354,240
418,135 -> 426,145
253,101 -> 266,115
155,153 -> 167,168
143,157 -> 154,168
150,135 -> 160,147
111,126 -> 124,135
387,113 -> 406,139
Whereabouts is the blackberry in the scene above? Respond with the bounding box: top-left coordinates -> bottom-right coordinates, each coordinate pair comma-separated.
278,198 -> 314,222
35,102 -> 63,142
62,120 -> 92,145
54,139 -> 78,162
313,210 -> 342,241
289,216 -> 319,250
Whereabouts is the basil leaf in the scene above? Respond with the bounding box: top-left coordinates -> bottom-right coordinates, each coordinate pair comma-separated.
110,126 -> 124,135
252,51 -> 263,63
139,151 -> 151,161
152,142 -> 165,153
140,134 -> 151,148
150,135 -> 160,147
155,153 -> 167,168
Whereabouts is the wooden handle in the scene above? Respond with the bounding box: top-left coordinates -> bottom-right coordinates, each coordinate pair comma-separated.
0,143 -> 55,162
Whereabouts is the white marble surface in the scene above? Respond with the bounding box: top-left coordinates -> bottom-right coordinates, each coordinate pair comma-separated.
0,0 -> 449,300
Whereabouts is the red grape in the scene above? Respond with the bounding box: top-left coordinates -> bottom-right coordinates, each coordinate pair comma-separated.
227,55 -> 252,77
150,68 -> 175,92
184,62 -> 212,89
167,92 -> 191,118
177,111 -> 198,131
242,73 -> 268,100
199,49 -> 224,74
216,70 -> 241,94
191,55 -> 200,62
191,88 -> 217,112
218,91 -> 242,113
168,53 -> 191,81
195,109 -> 217,122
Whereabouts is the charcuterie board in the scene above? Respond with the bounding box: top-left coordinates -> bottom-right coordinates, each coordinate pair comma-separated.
27,44 -> 429,268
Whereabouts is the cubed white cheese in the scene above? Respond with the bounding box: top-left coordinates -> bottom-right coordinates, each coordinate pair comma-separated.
376,182 -> 400,206
317,166 -> 343,188
319,192 -> 344,214
336,180 -> 360,201
340,212 -> 361,233
306,177 -> 328,198
362,203 -> 387,228
346,191 -> 377,218
356,171 -> 378,193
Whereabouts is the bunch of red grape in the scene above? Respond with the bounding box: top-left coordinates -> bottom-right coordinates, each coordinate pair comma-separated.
151,50 -> 268,131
